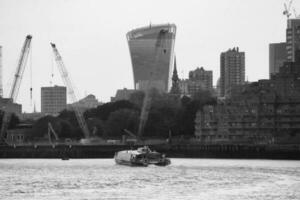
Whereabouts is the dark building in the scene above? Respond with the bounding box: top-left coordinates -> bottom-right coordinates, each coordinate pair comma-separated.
188,67 -> 213,91
269,43 -> 287,77
177,67 -> 213,97
0,98 -> 22,116
286,18 -> 300,62
195,57 -> 300,144
220,47 -> 245,97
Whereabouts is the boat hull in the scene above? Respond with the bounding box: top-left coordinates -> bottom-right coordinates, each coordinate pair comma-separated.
114,147 -> 170,167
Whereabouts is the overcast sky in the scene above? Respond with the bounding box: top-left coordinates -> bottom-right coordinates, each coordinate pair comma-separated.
0,0 -> 298,112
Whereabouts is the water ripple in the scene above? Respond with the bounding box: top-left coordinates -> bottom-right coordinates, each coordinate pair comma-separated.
0,159 -> 300,200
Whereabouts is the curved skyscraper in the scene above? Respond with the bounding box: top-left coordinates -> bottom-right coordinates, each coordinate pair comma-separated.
127,24 -> 176,92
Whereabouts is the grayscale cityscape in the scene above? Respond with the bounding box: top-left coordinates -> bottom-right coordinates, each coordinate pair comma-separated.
0,0 -> 300,199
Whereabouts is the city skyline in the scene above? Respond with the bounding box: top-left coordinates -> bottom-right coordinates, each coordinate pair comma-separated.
0,0 -> 298,112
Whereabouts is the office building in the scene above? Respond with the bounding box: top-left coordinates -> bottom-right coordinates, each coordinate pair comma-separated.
127,23 -> 176,92
41,86 -> 66,115
269,43 -> 287,77
220,47 -> 245,97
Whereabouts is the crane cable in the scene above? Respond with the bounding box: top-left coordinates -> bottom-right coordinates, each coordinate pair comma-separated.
50,49 -> 54,86
29,40 -> 33,107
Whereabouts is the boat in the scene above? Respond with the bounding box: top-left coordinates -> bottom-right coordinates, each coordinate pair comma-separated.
114,146 -> 171,167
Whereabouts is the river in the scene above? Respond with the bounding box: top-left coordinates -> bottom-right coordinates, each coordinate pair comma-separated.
0,159 -> 299,200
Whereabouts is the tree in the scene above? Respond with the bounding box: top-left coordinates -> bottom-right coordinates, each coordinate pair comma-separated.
86,118 -> 105,137
32,115 -> 83,139
84,100 -> 138,121
177,89 -> 217,136
142,92 -> 181,138
129,90 -> 145,108
0,111 -> 20,130
58,109 -> 79,127
105,109 -> 139,138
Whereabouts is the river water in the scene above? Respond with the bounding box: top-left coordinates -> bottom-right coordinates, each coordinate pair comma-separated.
0,159 -> 299,200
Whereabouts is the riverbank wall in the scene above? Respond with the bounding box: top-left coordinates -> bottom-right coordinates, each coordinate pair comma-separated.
0,144 -> 299,160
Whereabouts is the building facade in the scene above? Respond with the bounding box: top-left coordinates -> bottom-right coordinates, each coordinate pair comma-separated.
0,98 -> 22,116
127,24 -> 176,92
269,42 -> 287,77
220,47 -> 245,97
111,88 -> 135,102
195,60 -> 300,144
68,94 -> 102,111
41,86 -> 66,115
188,67 -> 213,94
286,18 -> 300,62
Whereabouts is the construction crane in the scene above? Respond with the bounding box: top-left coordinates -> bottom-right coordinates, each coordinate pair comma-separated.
50,43 -> 90,139
47,122 -> 59,145
283,0 -> 293,19
0,35 -> 32,143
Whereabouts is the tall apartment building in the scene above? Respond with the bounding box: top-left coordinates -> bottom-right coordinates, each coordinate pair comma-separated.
269,43 -> 287,77
41,86 -> 66,115
220,47 -> 245,97
127,23 -> 176,92
286,18 -> 300,62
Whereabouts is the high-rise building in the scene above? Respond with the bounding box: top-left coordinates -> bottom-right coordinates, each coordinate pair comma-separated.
188,67 -> 213,92
286,18 -> 300,62
269,43 -> 287,77
41,86 -> 66,115
220,47 -> 245,97
127,23 -> 176,92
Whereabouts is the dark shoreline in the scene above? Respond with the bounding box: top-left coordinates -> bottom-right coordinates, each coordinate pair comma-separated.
0,144 -> 300,160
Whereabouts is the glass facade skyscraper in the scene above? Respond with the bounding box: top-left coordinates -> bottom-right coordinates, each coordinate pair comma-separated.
127,24 -> 176,92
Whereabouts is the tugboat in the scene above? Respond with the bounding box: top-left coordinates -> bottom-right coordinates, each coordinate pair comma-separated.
114,146 -> 171,167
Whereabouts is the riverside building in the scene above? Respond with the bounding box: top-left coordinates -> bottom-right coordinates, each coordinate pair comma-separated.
195,58 -> 300,144
127,24 -> 176,92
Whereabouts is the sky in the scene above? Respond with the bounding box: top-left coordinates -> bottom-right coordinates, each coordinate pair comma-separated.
0,0 -> 298,112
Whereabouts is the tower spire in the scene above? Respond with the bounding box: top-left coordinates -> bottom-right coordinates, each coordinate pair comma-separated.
170,56 -> 180,94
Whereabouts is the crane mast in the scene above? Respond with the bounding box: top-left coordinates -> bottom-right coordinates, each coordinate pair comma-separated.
10,35 -> 32,101
0,35 -> 32,143
50,43 -> 90,139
